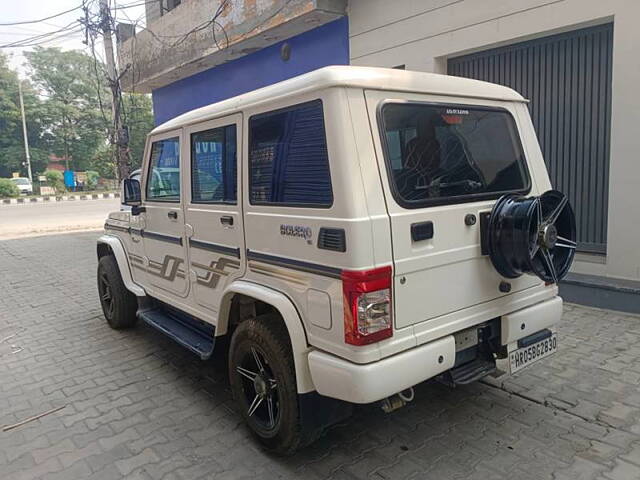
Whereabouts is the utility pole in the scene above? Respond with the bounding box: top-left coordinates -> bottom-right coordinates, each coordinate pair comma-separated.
17,79 -> 33,183
99,0 -> 130,181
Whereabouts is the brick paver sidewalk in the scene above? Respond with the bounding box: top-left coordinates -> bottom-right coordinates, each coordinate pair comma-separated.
1,232 -> 639,479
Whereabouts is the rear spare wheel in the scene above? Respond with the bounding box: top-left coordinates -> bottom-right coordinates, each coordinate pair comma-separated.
487,190 -> 576,283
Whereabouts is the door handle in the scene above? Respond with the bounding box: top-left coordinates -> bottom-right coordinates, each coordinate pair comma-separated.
220,215 -> 234,226
411,221 -> 434,241
167,211 -> 178,220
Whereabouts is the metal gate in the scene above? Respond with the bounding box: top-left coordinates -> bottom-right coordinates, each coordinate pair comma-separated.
448,24 -> 613,253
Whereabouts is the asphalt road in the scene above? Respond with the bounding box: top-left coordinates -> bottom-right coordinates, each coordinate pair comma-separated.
1,232 -> 640,479
0,198 -> 120,240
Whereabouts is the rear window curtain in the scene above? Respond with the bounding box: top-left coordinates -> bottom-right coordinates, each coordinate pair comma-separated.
249,100 -> 333,207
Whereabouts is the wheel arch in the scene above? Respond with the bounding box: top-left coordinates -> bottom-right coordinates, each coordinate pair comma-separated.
97,235 -> 146,297
219,281 -> 315,394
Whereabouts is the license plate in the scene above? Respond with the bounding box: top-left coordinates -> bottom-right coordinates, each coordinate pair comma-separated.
509,333 -> 557,374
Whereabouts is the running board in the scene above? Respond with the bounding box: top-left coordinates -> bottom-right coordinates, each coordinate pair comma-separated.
138,307 -> 215,360
437,357 -> 497,387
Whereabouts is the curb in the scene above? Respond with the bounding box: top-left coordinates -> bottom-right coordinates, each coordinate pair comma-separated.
1,192 -> 120,205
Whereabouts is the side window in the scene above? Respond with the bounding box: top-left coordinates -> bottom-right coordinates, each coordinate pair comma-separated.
249,100 -> 333,207
147,137 -> 180,202
191,125 -> 237,203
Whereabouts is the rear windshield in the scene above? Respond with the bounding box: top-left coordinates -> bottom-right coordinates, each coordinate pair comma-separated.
381,103 -> 530,207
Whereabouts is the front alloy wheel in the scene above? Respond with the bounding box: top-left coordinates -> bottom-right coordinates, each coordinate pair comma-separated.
97,255 -> 138,329
98,270 -> 115,319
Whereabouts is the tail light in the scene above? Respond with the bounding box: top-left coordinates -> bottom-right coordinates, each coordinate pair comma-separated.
342,266 -> 392,345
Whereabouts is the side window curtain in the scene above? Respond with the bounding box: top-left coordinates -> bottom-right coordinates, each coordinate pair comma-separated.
191,125 -> 237,204
147,137 -> 180,202
249,100 -> 333,207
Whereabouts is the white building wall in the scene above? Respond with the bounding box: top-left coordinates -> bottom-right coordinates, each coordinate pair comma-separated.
349,0 -> 640,282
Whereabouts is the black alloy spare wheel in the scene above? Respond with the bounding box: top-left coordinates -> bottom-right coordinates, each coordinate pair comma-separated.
487,190 -> 576,283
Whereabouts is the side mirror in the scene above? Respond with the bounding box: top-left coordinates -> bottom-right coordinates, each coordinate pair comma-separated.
123,178 -> 142,207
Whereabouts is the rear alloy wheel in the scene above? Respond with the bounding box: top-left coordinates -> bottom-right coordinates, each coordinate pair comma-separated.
237,345 -> 280,431
487,190 -> 576,283
97,255 -> 138,329
229,315 -> 303,455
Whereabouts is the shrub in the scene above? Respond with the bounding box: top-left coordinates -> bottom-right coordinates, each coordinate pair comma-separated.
0,178 -> 19,198
44,169 -> 65,193
86,171 -> 100,189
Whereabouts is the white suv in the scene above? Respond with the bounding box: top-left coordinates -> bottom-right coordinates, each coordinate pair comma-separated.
97,66 -> 576,453
11,177 -> 33,195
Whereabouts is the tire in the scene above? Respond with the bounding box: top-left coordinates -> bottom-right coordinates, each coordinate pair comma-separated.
97,255 -> 138,329
228,314 -> 304,455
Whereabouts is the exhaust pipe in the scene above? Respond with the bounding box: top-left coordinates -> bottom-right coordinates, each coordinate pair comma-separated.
380,388 -> 414,413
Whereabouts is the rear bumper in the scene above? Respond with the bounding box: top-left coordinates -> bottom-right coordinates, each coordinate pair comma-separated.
308,335 -> 455,404
501,296 -> 563,346
307,296 -> 563,404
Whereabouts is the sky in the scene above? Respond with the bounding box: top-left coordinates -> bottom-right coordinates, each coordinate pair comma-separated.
1,0 -> 146,77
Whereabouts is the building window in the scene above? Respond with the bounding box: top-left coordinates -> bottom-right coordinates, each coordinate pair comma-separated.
147,137 -> 180,202
249,100 -> 333,207
161,0 -> 181,15
191,125 -> 237,204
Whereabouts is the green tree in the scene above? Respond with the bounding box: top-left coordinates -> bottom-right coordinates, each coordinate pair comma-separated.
124,93 -> 154,171
88,92 -> 155,178
25,47 -> 109,172
0,52 -> 48,178
90,145 -> 116,179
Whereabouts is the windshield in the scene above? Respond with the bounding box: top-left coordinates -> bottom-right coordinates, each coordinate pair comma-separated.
381,103 -> 529,207
11,178 -> 30,185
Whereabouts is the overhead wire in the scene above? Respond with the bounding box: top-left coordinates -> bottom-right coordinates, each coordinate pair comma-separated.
0,4 -> 85,27
0,22 -> 85,49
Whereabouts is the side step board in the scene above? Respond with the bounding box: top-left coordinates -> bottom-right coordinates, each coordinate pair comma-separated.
437,356 -> 497,387
138,307 -> 215,360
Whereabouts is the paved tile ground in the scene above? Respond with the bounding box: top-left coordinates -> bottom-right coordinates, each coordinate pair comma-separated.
1,232 -> 640,479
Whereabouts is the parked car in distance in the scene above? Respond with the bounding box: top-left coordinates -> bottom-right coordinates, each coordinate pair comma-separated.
98,66 -> 577,454
10,177 -> 33,195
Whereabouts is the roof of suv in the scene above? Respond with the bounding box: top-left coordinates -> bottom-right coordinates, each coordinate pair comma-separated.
152,65 -> 526,134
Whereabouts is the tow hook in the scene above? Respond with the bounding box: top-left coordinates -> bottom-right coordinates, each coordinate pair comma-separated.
380,388 -> 415,413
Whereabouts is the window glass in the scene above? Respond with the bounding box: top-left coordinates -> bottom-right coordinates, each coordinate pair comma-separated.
147,137 -> 180,202
381,103 -> 529,207
191,125 -> 237,203
249,100 -> 332,207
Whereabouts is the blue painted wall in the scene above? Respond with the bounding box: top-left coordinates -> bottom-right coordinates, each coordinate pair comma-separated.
152,17 -> 349,125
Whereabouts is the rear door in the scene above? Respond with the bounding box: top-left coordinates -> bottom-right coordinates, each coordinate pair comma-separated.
141,132 -> 189,298
183,114 -> 245,318
365,91 -> 540,329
